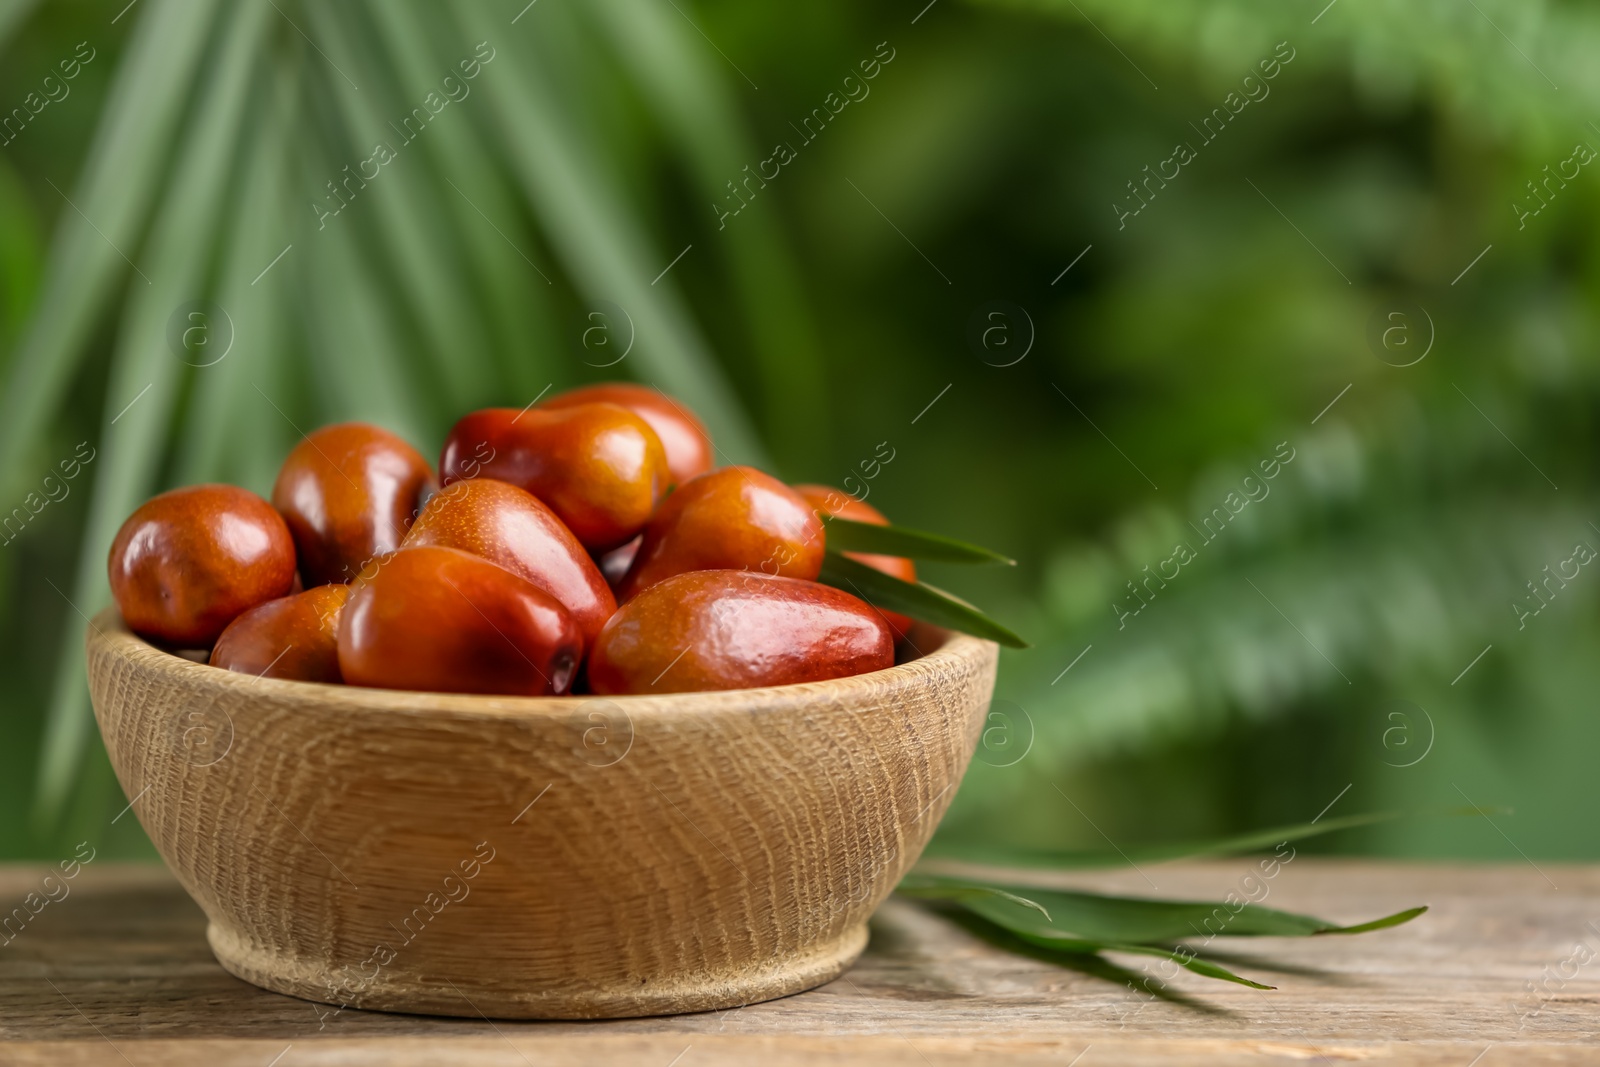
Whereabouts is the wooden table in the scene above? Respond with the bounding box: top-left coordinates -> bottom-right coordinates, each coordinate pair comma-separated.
2,859 -> 1595,1065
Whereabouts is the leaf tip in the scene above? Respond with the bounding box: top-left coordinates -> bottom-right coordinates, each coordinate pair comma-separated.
1317,904 -> 1429,935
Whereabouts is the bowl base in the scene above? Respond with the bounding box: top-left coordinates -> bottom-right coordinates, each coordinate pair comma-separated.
208,920 -> 869,1020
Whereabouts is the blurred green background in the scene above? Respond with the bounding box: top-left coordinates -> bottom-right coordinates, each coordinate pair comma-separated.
1,0 -> 1594,864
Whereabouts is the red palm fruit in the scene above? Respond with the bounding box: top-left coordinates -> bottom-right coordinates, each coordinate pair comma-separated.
438,403 -> 668,552
402,478 -> 615,648
210,584 -> 349,683
109,484 -> 297,646
541,382 -> 713,486
616,466 -> 824,601
337,546 -> 583,696
588,570 -> 893,695
272,422 -> 434,587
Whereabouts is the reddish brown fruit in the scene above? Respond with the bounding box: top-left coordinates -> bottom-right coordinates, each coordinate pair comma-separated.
109,484 -> 297,646
439,403 -> 668,552
542,383 -> 713,486
403,478 -> 616,647
337,546 -> 582,696
794,484 -> 917,642
272,422 -> 434,587
588,570 -> 893,695
617,466 -> 824,601
210,584 -> 349,683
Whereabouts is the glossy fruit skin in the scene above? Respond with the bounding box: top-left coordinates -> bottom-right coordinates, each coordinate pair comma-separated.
210,584 -> 349,683
595,536 -> 640,591
588,570 -> 894,695
272,422 -> 434,587
794,484 -> 917,642
617,466 -> 824,601
439,403 -> 668,552
403,478 -> 616,647
542,383 -> 713,486
109,484 -> 297,646
337,546 -> 582,696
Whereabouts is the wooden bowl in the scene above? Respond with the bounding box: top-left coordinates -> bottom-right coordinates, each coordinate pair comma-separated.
86,608 -> 997,1019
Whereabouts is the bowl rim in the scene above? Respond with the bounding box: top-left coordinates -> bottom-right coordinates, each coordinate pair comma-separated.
87,607 -> 996,721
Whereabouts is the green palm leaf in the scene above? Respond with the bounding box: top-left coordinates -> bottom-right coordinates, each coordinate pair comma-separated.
0,0 -> 38,53
37,0 -> 269,820
587,0 -> 827,461
366,1 -> 560,403
901,873 -> 1425,989
819,550 -> 1029,647
822,515 -> 1017,565
452,0 -> 768,467
0,0 -> 221,505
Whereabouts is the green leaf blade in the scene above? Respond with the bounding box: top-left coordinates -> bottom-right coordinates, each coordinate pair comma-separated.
903,879 -> 1279,988
896,877 -> 1054,921
822,515 -> 1016,565
450,1 -> 772,469
902,873 -> 1428,944
1316,906 -> 1430,935
818,551 -> 1028,648
1013,931 -> 1276,989
0,0 -> 224,507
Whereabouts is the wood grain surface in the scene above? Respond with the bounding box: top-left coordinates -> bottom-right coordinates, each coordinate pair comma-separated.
84,610 -> 997,1018
2,859 -> 1596,1065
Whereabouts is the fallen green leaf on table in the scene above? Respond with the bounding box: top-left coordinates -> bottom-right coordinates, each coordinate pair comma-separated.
902,812 -> 1430,989
898,874 -> 1426,990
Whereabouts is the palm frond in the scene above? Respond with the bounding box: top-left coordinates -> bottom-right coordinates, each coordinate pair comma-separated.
37,0 -> 269,820
0,0 -> 222,503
